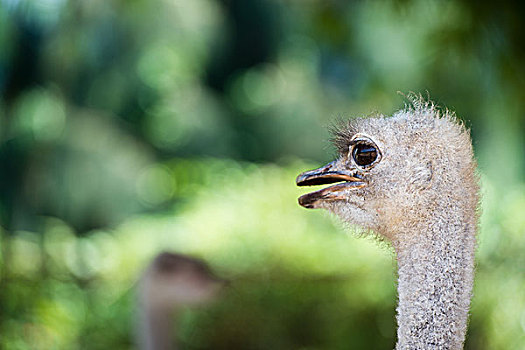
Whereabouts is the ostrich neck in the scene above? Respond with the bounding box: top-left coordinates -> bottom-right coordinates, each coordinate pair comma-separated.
140,303 -> 178,350
393,211 -> 476,350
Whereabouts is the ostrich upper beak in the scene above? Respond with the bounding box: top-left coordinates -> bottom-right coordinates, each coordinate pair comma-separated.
296,161 -> 366,209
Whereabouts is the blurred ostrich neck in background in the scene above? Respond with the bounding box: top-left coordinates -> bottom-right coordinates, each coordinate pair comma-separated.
138,252 -> 223,350
297,97 -> 479,349
142,301 -> 179,350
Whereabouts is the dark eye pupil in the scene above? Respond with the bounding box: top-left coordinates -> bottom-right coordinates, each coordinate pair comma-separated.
352,144 -> 378,166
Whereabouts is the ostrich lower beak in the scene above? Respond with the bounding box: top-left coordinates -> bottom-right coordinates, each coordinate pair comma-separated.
296,161 -> 365,209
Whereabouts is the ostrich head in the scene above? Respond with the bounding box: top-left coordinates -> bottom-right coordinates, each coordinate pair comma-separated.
297,97 -> 480,349
296,98 -> 478,246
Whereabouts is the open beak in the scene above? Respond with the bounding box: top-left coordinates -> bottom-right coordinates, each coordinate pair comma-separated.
296,161 -> 366,209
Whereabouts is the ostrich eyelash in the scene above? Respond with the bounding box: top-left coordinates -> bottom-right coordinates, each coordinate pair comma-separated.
329,120 -> 358,154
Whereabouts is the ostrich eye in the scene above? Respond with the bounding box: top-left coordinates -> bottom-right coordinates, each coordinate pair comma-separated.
352,143 -> 378,166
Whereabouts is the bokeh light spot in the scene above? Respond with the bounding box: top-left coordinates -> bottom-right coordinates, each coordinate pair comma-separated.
11,231 -> 42,277
13,89 -> 66,141
136,164 -> 176,205
229,65 -> 285,114
137,44 -> 195,90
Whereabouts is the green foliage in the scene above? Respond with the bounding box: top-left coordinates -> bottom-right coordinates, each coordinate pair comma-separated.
1,161 -> 524,349
0,0 -> 524,349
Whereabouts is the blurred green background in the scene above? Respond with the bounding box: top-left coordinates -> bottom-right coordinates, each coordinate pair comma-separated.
0,0 -> 524,349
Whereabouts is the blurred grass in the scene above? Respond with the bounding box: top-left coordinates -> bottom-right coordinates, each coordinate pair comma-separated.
1,0 -> 524,349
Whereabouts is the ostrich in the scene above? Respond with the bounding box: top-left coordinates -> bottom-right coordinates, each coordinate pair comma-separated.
296,97 -> 479,349
137,252 -> 224,350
